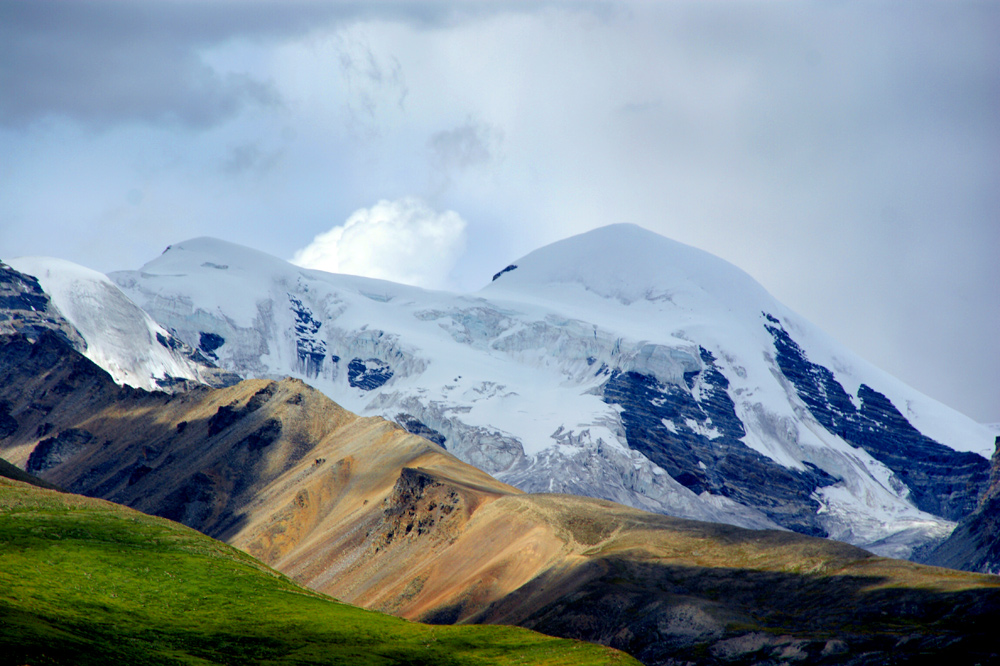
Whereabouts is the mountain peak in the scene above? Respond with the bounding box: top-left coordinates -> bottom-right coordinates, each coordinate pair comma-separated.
150,237 -> 283,274
482,224 -> 772,314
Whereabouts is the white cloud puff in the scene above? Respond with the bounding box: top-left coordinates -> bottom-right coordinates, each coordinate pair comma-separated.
291,198 -> 467,290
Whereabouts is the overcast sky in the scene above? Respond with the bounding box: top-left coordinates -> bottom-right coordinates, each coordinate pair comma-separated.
1,1 -> 997,423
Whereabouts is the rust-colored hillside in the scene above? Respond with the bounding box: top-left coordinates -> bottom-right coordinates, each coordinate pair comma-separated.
3,330 -> 998,665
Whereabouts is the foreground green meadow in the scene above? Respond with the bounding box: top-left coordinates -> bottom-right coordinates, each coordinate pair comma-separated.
0,477 -> 635,666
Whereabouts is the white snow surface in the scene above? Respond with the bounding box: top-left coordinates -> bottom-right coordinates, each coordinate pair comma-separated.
8,256 -> 218,391
96,225 -> 994,556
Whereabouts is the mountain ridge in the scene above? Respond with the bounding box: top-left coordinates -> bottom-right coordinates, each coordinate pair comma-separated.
920,435 -> 1000,574
6,255 -> 239,392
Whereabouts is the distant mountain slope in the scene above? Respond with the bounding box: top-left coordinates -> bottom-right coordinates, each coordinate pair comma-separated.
920,436 -> 1000,574
2,330 -> 998,666
0,476 -> 633,666
7,256 -> 239,391
104,226 -> 993,558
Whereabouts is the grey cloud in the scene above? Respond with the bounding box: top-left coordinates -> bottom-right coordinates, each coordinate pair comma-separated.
0,0 -> 484,129
221,142 -> 284,176
429,120 -> 503,171
0,2 -> 304,128
336,34 -> 409,137
0,1 -> 600,129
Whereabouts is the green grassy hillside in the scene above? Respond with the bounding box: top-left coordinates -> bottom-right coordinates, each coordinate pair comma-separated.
0,477 -> 636,666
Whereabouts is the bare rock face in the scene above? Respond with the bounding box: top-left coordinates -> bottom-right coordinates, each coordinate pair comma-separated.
766,319 -> 989,523
600,345 -> 836,536
377,468 -> 474,548
920,436 -> 1000,574
26,428 -> 95,475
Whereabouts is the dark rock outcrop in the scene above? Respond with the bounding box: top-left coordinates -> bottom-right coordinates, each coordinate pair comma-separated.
198,331 -> 225,359
491,264 -> 517,281
348,357 -> 393,390
601,346 -> 836,536
396,413 -> 447,448
376,468 -> 468,549
26,428 -> 94,475
0,455 -> 61,490
289,293 -> 329,378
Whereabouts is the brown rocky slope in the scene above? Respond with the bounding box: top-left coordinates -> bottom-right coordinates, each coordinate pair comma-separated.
2,331 -> 998,665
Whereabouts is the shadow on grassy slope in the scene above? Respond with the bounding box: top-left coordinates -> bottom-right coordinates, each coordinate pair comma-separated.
444,554 -> 1000,665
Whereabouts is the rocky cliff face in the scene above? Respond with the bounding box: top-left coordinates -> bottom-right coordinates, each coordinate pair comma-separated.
920,436 -> 1000,574
766,317 -> 989,522
599,346 -> 838,537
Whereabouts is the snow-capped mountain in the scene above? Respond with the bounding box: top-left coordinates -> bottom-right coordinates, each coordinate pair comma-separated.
104,224 -> 991,557
6,257 -> 238,392
1,259 -> 86,349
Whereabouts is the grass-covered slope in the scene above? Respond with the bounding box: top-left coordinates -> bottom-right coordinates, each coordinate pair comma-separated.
0,477 -> 635,666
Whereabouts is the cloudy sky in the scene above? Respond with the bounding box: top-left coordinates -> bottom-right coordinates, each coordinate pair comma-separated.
1,1 -> 997,423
